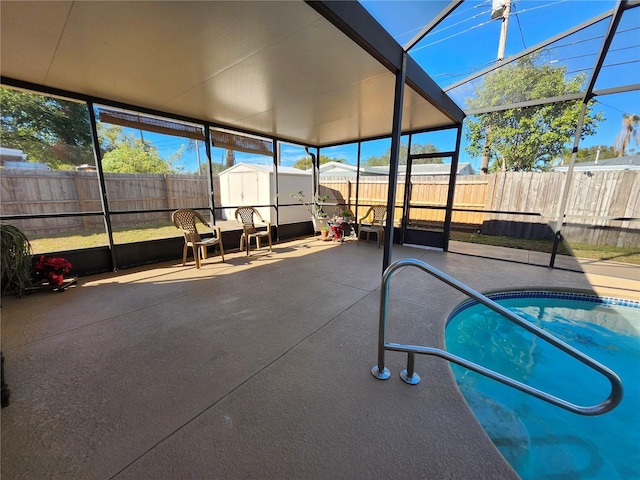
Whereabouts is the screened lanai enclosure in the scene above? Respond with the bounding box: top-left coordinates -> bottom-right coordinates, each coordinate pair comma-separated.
1,0 -> 639,276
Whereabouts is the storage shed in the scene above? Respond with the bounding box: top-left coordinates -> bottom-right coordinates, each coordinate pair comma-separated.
218,163 -> 313,225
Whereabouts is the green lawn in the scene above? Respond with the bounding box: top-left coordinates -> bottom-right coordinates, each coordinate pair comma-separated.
449,231 -> 640,265
28,223 -> 181,253
28,225 -> 640,265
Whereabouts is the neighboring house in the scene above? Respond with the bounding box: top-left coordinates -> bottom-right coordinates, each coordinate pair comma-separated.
2,160 -> 50,170
0,146 -> 27,163
398,163 -> 474,176
553,154 -> 640,172
1,147 -> 51,170
319,161 -> 474,177
319,161 -> 382,177
76,164 -> 97,172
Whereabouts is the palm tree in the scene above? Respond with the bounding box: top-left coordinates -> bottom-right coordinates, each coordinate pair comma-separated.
615,113 -> 640,157
225,149 -> 235,168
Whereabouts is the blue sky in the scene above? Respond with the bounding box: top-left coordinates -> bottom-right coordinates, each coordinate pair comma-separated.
137,1 -> 639,173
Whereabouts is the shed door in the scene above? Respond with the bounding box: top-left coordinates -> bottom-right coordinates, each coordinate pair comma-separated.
228,171 -> 260,206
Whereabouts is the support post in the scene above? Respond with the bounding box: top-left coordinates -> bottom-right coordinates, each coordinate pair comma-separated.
550,0 -> 626,267
401,352 -> 421,385
204,127 -> 217,223
382,51 -> 408,274
87,101 -> 117,271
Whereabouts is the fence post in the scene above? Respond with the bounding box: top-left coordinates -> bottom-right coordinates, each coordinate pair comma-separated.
164,175 -> 173,222
74,171 -> 91,231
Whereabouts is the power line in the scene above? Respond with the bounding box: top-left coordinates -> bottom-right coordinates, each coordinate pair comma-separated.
510,0 -> 571,16
447,0 -> 492,19
511,5 -> 527,49
412,0 -> 583,57
435,38 -> 638,87
547,25 -> 640,53
417,1 -> 638,89
599,59 -> 640,69
393,0 -> 493,42
427,5 -> 492,39
596,98 -> 631,115
412,17 -> 495,52
564,59 -> 640,77
543,44 -> 637,64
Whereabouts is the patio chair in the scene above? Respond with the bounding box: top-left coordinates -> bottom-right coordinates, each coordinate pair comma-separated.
357,205 -> 387,248
235,207 -> 272,256
172,209 -> 225,268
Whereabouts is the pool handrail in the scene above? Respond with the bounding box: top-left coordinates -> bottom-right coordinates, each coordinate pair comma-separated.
371,258 -> 623,416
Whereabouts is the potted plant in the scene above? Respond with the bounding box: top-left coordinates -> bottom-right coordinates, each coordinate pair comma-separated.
0,223 -> 33,297
319,225 -> 331,240
32,255 -> 73,287
290,191 -> 329,232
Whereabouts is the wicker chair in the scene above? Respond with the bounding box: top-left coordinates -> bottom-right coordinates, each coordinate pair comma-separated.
235,207 -> 272,256
172,209 -> 225,268
357,205 -> 387,248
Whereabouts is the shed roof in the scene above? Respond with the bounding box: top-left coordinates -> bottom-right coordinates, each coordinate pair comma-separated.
219,163 -> 310,176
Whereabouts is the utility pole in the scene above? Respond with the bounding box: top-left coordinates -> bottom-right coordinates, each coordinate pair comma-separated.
496,0 -> 512,61
481,0 -> 512,174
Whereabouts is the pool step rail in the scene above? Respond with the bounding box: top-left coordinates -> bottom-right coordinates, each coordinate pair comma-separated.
371,258 -> 624,416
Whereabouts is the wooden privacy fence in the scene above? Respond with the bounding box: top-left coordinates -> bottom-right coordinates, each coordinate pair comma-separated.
0,169 -> 219,235
320,171 -> 639,247
482,171 -> 640,248
1,168 -> 638,246
320,175 -> 490,227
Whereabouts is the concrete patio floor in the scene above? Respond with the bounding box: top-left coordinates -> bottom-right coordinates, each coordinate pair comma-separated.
1,237 -> 638,479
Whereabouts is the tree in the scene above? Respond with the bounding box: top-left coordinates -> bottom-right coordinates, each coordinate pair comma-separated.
0,87 -> 94,169
614,113 -> 640,157
101,141 -> 172,174
98,125 -> 181,174
363,142 -> 440,166
206,163 -> 227,175
465,53 -> 604,172
97,123 -> 124,153
559,144 -> 616,164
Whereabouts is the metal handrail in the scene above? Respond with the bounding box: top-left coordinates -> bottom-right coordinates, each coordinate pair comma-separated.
371,258 -> 624,416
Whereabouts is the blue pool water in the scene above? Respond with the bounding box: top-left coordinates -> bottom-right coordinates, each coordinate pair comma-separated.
445,292 -> 640,480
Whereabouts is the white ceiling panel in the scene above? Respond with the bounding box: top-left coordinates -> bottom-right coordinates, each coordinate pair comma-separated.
0,1 -> 73,83
1,0 -> 460,146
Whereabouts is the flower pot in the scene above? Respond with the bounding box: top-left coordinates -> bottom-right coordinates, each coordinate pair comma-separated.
311,216 -> 329,233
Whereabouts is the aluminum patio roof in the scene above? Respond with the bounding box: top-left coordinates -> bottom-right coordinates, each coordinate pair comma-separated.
0,1 -> 464,147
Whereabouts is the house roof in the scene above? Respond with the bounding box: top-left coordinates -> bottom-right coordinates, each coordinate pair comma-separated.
319,161 -> 473,176
397,163 -> 474,175
553,155 -> 640,172
319,161 -> 382,176
0,147 -> 27,162
0,1 -> 463,148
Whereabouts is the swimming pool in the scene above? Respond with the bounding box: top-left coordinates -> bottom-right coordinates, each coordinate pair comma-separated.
445,291 -> 640,480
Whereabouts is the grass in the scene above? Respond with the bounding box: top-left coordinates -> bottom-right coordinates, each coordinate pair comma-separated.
27,224 -> 640,265
28,223 -> 181,253
449,231 -> 640,265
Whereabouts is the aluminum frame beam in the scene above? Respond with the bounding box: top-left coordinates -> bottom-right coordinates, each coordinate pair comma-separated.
307,1 -> 465,124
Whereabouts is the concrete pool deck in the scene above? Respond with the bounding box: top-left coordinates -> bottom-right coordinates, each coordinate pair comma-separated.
1,238 -> 637,479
